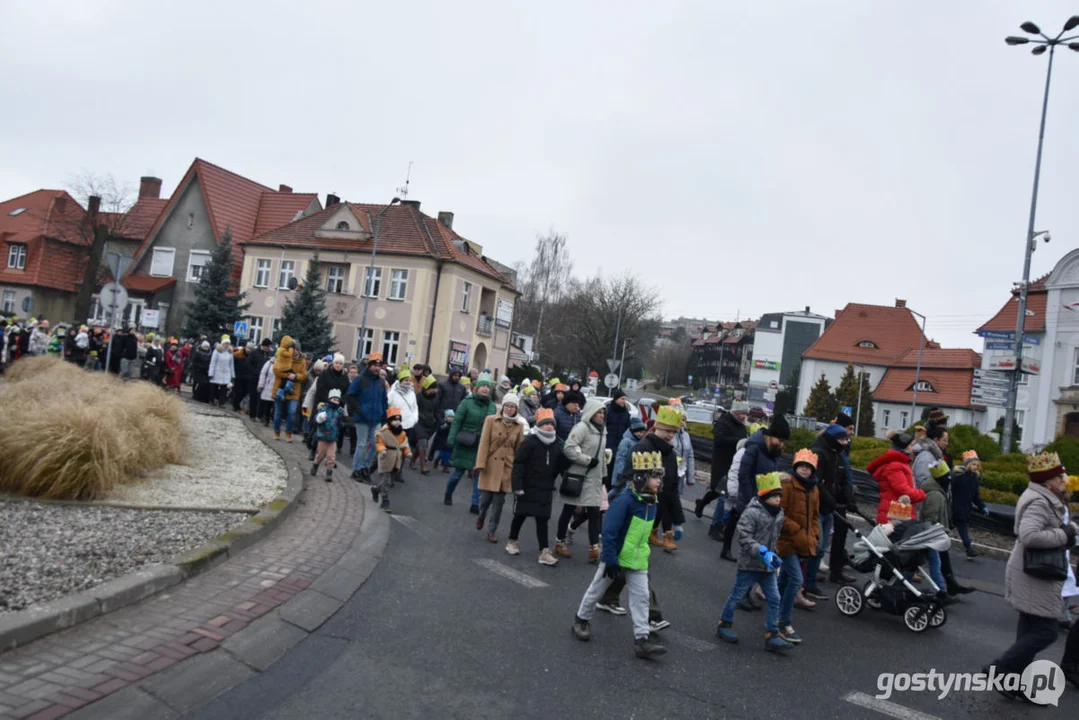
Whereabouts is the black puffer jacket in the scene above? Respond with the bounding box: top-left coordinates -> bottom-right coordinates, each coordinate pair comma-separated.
417,387 -> 439,432
711,412 -> 748,488
313,367 -> 350,409
191,348 -> 212,381
436,378 -> 468,418
811,433 -> 847,516
511,433 -> 563,519
605,393 -> 633,451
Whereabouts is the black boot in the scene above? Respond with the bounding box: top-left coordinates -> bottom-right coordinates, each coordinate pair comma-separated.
310,463 -> 319,476
708,524 -> 723,541
325,469 -> 333,483
694,498 -> 706,519
935,591 -> 953,607
572,616 -> 591,641
634,636 -> 667,659
380,494 -> 391,513
829,569 -> 856,584
720,545 -> 737,562
371,486 -> 380,501
946,574 -> 974,596
351,470 -> 364,482
444,492 -> 452,506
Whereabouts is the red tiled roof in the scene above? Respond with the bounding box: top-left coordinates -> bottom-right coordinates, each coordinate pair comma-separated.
977,289 -> 1047,334
873,368 -> 975,409
892,347 -> 982,369
0,190 -> 89,293
254,192 -> 319,236
109,197 -> 168,240
122,274 -> 177,294
802,303 -> 926,365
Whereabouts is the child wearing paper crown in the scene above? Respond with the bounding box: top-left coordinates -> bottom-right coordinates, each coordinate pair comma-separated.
951,450 -> 990,559
430,409 -> 455,472
715,472 -> 793,653
774,451 -> 821,644
571,450 -> 668,660
311,389 -> 345,483
372,406 -> 411,513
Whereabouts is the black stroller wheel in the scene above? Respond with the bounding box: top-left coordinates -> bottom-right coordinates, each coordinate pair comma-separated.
903,605 -> 931,633
835,584 -> 864,617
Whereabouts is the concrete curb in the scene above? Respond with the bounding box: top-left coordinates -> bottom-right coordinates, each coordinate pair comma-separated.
0,413 -> 305,655
75,486 -> 393,719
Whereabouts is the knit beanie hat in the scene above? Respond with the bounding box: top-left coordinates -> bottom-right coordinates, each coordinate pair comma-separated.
501,393 -> 519,407
630,419 -> 647,433
563,389 -> 586,408
333,352 -> 346,365
476,372 -> 494,389
611,388 -> 626,401
535,408 -> 556,427
444,409 -> 456,419
887,429 -> 914,451
764,413 -> 791,440
833,412 -> 854,428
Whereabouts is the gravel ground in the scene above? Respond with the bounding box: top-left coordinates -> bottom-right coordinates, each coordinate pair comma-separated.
110,412 -> 287,510
0,500 -> 247,614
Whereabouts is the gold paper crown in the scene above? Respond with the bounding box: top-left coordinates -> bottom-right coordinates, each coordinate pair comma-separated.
929,460 -> 951,479
631,451 -> 664,472
756,472 -> 783,496
1028,451 -> 1065,482
655,405 -> 684,429
962,450 -> 979,462
792,449 -> 818,469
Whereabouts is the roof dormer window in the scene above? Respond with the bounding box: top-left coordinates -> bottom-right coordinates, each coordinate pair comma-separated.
7,208 -> 26,217
909,380 -> 934,392
336,221 -> 350,231
856,340 -> 878,349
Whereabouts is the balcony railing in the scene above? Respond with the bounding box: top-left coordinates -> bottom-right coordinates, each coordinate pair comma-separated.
477,315 -> 493,337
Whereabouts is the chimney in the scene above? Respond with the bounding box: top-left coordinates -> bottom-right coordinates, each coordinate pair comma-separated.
54,195 -> 66,214
279,184 -> 292,193
805,306 -> 810,314
326,193 -> 340,207
139,176 -> 162,200
895,299 -> 907,308
86,195 -> 101,233
438,211 -> 454,229
401,199 -> 421,210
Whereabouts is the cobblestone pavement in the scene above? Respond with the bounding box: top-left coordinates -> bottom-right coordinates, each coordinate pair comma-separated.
0,410 -> 368,720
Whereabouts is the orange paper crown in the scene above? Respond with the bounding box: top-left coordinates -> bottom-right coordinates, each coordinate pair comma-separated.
792,449 -> 818,470
961,450 -> 979,462
887,501 -> 913,521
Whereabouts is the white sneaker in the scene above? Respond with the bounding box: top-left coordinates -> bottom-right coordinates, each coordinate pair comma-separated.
565,528 -> 576,546
538,548 -> 559,566
596,602 -> 627,616
505,539 -> 520,556
820,561 -> 830,573
649,619 -> 671,632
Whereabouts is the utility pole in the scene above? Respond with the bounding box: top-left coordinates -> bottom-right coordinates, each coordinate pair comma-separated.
855,366 -> 864,437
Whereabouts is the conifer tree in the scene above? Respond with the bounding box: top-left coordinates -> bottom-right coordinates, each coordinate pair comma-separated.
856,371 -> 876,436
278,253 -> 335,358
803,373 -> 839,422
182,229 -> 249,340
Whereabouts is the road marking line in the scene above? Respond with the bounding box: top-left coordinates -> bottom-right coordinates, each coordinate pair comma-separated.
473,559 -> 549,588
390,515 -> 429,535
662,629 -> 714,652
842,691 -> 944,720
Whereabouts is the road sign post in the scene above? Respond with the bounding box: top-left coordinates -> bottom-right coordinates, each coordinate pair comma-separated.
604,373 -> 620,389
101,280 -> 129,376
234,320 -> 248,338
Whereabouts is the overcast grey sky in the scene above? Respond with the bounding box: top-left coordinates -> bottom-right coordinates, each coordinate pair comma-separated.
2,1 -> 1076,349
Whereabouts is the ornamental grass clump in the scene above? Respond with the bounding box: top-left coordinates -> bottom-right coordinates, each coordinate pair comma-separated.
0,356 -> 187,500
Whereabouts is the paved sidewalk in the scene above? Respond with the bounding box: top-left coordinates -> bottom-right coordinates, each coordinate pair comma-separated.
0,410 -> 383,720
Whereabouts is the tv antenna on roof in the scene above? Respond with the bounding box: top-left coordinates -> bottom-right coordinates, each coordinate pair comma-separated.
397,161 -> 413,200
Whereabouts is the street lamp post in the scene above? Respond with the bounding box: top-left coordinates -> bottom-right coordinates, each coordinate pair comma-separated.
854,364 -> 865,437
1002,17 -> 1079,453
907,309 -> 928,425
358,198 -> 401,361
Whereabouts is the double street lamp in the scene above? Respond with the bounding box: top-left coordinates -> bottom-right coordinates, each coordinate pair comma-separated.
1001,17 -> 1079,453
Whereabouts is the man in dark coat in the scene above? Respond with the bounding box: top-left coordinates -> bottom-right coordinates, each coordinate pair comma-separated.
436,369 -> 468,419
810,424 -> 855,587
735,414 -> 789,513
604,389 -> 633,482
624,405 -> 684,552
246,338 -> 273,419
695,408 -> 748,521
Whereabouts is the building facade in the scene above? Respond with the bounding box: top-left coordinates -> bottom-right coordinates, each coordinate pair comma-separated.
748,308 -> 829,410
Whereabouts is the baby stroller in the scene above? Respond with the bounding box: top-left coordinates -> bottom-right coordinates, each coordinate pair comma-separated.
833,516 -> 952,633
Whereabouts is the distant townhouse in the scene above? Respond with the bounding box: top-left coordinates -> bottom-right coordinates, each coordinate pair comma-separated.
238,199 -> 519,376
748,308 -> 829,410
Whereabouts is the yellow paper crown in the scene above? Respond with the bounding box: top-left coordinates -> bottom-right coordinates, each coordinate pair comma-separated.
756,472 -> 782,496
792,449 -> 818,469
929,460 -> 950,479
631,451 -> 663,472
655,405 -> 684,429
1028,451 -> 1064,482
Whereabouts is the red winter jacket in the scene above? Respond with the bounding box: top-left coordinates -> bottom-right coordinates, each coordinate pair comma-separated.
867,450 -> 926,525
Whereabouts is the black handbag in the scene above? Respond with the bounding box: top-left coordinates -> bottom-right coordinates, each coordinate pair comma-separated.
455,430 -> 479,448
560,440 -> 601,498
1022,498 -> 1070,581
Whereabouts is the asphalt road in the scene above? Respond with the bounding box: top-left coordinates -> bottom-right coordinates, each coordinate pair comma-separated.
189,465 -> 1076,720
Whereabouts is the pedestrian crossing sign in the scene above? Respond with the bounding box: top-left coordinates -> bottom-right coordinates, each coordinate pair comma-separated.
234,320 -> 248,337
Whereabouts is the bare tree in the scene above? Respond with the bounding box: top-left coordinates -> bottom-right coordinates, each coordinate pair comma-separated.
564,272 -> 662,376
515,231 -> 573,360
65,173 -> 134,324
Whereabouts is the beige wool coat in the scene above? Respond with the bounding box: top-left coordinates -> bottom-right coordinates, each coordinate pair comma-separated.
1004,482 -> 1072,619
475,413 -> 524,493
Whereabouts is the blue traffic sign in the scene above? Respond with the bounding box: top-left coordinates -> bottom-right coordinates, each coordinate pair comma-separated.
234,320 -> 248,337
841,405 -> 853,415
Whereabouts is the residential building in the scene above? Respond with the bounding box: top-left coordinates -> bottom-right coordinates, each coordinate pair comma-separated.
118,159 -> 320,335
873,348 -> 984,433
509,330 -> 535,367
975,249 -> 1079,448
238,199 -> 518,375
1,190 -> 91,321
747,307 -> 829,409
690,321 -> 755,392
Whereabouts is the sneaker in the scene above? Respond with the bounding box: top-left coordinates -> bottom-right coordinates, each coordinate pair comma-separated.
572,617 -> 591,641
310,463 -> 319,476
720,550 -> 737,563
538,548 -> 559,566
649,619 -> 671,632
794,590 -> 817,610
751,586 -> 766,604
380,495 -> 391,514
555,541 -> 572,559
634,637 -> 667,659
596,602 -> 627,616
565,528 -> 576,546
505,540 -> 520,556
274,431 -> 281,441
965,548 -> 981,560
820,561 -> 830,573
673,526 -> 684,542
779,625 -> 803,645
487,532 -> 497,544
324,471 -> 333,483
715,621 -> 738,644
802,587 -> 829,602
829,570 -> 856,584
371,486 -> 380,501
764,631 -> 793,653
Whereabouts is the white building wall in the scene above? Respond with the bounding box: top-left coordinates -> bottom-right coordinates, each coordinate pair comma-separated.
876,402 -> 983,437
796,358 -> 888,418
748,330 -> 783,389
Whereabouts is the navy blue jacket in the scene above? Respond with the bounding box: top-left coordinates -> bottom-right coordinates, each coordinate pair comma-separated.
950,468 -> 987,523
736,430 -> 780,512
605,402 -> 633,451
553,404 -> 581,442
347,369 -> 388,425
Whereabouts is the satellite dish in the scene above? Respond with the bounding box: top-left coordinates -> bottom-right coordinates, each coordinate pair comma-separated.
288,277 -> 299,291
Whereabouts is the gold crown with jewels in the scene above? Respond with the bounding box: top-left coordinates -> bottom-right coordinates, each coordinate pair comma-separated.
631,451 -> 663,472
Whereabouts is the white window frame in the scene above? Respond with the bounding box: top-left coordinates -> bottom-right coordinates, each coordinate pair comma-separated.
389,269 -> 408,301
1,289 -> 14,313
254,259 -> 272,288
363,267 -> 382,298
273,318 -> 282,340
461,281 -> 472,312
382,330 -> 400,365
186,250 -> 212,282
913,380 -> 933,392
278,260 -> 296,290
899,410 -> 909,429
1016,409 -> 1026,428
356,328 -> 374,360
1074,348 -> 1079,386
7,243 -> 27,270
150,247 -> 175,278
247,316 -> 264,344
882,408 -> 891,429
326,265 -> 345,294
123,298 -> 145,328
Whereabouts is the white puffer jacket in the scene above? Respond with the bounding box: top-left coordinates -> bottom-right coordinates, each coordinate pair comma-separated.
387,382 -> 419,430
726,438 -> 749,499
